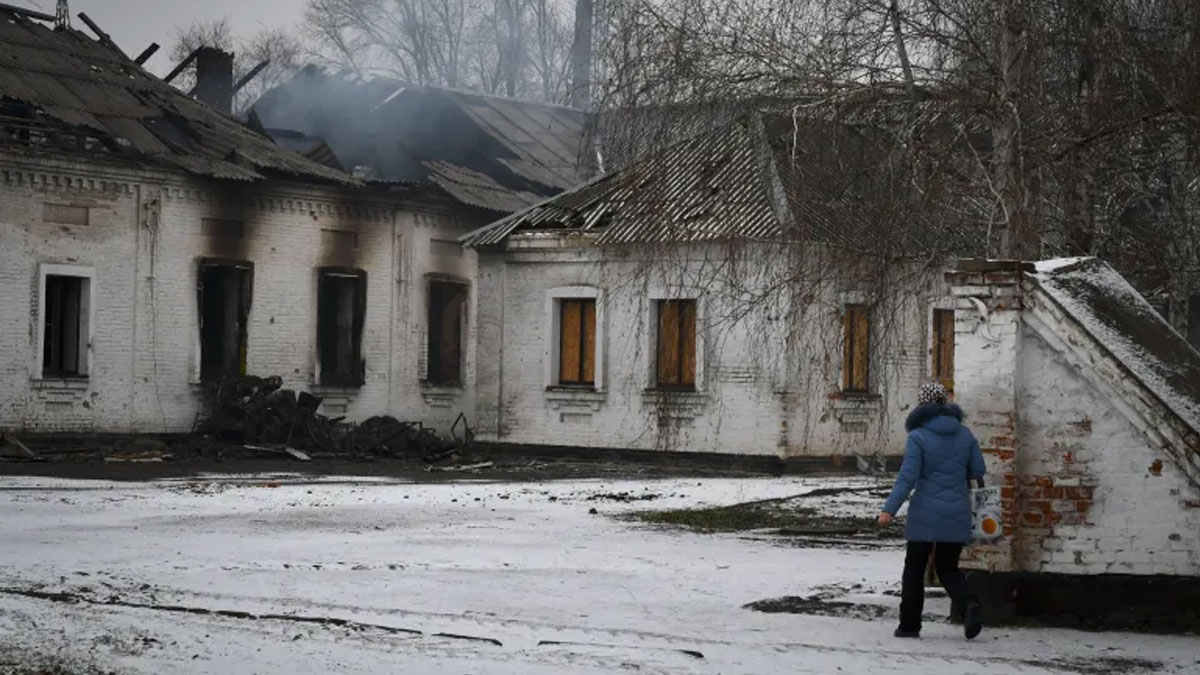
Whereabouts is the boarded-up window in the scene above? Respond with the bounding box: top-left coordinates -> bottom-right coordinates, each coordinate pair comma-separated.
842,305 -> 870,392
560,299 -> 596,385
42,275 -> 90,378
199,261 -> 253,381
317,268 -> 366,386
427,280 -> 468,386
656,300 -> 697,389
1189,295 -> 1200,350
931,308 -> 955,391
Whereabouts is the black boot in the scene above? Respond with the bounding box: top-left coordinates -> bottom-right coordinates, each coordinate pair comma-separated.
894,627 -> 920,638
963,602 -> 983,640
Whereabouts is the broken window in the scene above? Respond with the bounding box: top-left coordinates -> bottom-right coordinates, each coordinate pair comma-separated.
317,268 -> 367,387
427,280 -> 468,386
656,299 -> 697,389
842,305 -> 870,393
931,308 -> 955,391
42,275 -> 90,378
559,299 -> 597,386
1189,295 -> 1200,350
198,261 -> 253,381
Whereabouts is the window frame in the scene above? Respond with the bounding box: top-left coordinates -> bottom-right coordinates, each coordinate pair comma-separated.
842,304 -> 871,394
197,258 -> 254,383
654,298 -> 698,391
315,266 -> 367,388
544,286 -> 605,390
36,264 -> 95,381
425,276 -> 470,387
930,307 -> 956,391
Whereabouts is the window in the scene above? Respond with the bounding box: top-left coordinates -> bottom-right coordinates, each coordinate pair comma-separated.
42,274 -> 90,378
931,308 -> 955,391
559,299 -> 596,385
427,279 -> 468,386
842,305 -> 870,393
317,268 -> 366,386
1189,296 -> 1200,350
656,299 -> 697,389
198,261 -> 252,381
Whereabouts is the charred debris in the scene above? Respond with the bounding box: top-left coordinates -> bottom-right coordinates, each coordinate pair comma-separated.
194,375 -> 477,464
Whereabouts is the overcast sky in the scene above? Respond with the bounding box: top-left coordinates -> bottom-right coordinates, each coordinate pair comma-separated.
11,0 -> 310,75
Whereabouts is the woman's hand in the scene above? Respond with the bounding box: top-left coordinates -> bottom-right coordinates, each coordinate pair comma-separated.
877,512 -> 893,527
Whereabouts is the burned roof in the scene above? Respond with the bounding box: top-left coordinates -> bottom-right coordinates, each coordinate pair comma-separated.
0,13 -> 354,185
251,69 -> 590,213
462,111 -> 989,254
1033,257 -> 1200,438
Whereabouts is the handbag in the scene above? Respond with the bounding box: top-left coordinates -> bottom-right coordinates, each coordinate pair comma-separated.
970,477 -> 1003,543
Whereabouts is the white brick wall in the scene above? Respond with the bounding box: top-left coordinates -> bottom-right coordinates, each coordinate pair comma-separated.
474,240 -> 945,456
1018,309 -> 1200,577
0,154 -> 484,435
949,262 -> 1200,578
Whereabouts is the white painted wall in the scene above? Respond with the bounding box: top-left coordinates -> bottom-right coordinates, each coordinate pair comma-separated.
0,153 -> 482,435
474,237 -> 948,457
1017,328 -> 1200,576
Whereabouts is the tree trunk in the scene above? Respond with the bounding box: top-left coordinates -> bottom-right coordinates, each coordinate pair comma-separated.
995,0 -> 1034,259
570,0 -> 594,110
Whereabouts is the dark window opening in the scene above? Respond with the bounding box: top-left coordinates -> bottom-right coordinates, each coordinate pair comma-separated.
656,299 -> 697,389
843,305 -> 870,393
199,262 -> 253,381
317,268 -> 367,387
427,280 -> 468,386
560,299 -> 596,386
42,275 -> 88,378
932,308 -> 955,392
1188,295 -> 1200,350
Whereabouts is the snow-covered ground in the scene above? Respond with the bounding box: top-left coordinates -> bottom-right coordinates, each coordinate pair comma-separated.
0,474 -> 1196,674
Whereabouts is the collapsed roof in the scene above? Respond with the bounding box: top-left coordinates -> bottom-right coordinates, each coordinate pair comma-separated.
461,111 -> 990,255
0,11 -> 354,185
251,68 -> 591,213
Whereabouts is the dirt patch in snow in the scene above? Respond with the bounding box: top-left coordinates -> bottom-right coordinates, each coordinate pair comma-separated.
0,649 -> 120,675
629,483 -> 900,540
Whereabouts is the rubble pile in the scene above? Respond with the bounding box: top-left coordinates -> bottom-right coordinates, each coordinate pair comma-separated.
196,375 -> 470,461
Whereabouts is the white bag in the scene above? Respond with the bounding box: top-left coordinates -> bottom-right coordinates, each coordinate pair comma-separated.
970,479 -> 1003,543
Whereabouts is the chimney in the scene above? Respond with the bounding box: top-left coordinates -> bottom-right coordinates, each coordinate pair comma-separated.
194,47 -> 235,115
56,0 -> 70,29
570,0 -> 594,110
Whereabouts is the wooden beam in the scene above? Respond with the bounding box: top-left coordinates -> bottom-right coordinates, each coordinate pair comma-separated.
0,2 -> 55,23
134,43 -> 160,66
77,12 -> 126,57
233,60 -> 270,94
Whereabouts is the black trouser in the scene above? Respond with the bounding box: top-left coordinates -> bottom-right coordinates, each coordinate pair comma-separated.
899,541 -> 977,631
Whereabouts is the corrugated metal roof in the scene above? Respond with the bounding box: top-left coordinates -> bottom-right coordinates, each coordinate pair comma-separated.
463,110 -> 991,254
0,14 -> 356,185
462,116 -> 783,247
252,71 -> 589,212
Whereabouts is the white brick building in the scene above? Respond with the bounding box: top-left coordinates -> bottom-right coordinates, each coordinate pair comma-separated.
0,14 -> 494,435
0,154 -> 484,434
462,113 -> 1200,603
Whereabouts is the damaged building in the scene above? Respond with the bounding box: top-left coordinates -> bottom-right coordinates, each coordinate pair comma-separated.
458,109 -> 1200,614
0,8 -> 586,436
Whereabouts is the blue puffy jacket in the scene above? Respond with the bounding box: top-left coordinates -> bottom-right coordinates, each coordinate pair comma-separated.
882,403 -> 986,543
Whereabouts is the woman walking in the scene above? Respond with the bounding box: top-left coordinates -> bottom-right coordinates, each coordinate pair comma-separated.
878,382 -> 986,639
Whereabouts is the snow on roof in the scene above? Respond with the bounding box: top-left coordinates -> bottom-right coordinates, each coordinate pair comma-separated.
1033,257 -> 1200,436
1033,257 -> 1091,273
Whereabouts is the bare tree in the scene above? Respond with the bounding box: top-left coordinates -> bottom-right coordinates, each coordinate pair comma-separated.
592,0 -> 1200,281
303,0 -> 575,102
170,18 -> 307,114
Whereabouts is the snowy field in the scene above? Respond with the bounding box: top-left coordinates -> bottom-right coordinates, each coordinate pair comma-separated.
0,474 -> 1196,674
